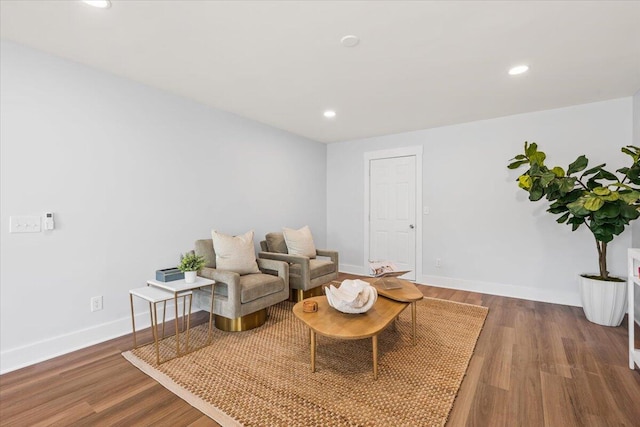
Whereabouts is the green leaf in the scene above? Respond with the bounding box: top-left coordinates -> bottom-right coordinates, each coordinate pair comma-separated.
592,187 -> 611,196
601,192 -> 619,202
622,146 -> 638,160
508,160 -> 528,169
529,181 -> 544,201
587,177 -> 600,190
518,175 -> 532,190
540,171 -> 556,187
551,167 -> 565,177
567,199 -> 590,216
556,212 -> 570,223
584,197 -> 605,211
616,166 -> 629,176
530,151 -> 546,166
558,177 -> 576,193
620,191 -> 640,204
598,169 -> 619,181
621,203 -> 640,220
581,163 -> 606,177
567,155 -> 588,175
525,142 -> 538,157
593,230 -> 614,243
594,203 -> 620,219
548,202 -> 569,214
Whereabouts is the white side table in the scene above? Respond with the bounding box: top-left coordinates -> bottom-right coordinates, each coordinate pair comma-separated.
147,277 -> 216,357
129,286 -> 192,365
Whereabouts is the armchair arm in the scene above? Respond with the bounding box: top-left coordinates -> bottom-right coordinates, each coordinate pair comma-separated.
258,251 -> 311,285
316,249 -> 339,266
198,267 -> 242,312
257,258 -> 289,289
258,251 -> 309,266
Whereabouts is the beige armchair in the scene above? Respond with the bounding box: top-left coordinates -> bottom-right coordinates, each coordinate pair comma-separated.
259,232 -> 339,301
192,239 -> 289,331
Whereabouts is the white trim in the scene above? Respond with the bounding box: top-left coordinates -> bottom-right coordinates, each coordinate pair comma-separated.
418,274 -> 582,307
0,303 -> 183,374
339,263 -> 368,276
363,146 -> 423,281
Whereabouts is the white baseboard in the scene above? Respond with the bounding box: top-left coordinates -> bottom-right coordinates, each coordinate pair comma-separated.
339,265 -> 582,307
339,263 -> 367,276
419,274 -> 582,307
0,304 -> 184,375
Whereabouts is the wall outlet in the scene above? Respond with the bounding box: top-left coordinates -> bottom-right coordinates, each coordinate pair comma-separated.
91,296 -> 103,312
435,258 -> 442,268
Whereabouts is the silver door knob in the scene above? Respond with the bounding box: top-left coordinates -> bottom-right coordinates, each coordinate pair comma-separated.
409,224 -> 415,229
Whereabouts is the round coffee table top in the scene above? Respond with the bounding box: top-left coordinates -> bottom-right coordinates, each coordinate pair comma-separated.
292,296 -> 406,340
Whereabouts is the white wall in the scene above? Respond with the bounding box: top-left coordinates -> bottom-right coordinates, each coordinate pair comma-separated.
0,41 -> 327,373
328,98 -> 633,307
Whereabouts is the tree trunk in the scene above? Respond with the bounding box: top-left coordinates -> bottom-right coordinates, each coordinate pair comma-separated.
598,240 -> 608,279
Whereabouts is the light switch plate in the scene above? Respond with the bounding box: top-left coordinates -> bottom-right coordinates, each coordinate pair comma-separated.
10,216 -> 41,233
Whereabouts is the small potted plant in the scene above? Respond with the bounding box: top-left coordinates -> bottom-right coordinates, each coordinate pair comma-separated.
178,252 -> 206,283
508,142 -> 640,326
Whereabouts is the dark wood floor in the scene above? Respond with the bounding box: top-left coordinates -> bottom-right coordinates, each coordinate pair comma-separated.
2,273 -> 640,426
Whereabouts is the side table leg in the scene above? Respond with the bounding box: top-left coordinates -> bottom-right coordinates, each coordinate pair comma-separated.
208,284 -> 215,344
174,294 -> 180,356
152,302 -> 161,365
412,301 -> 417,346
310,329 -> 316,373
186,294 -> 192,351
372,335 -> 378,380
161,301 -> 166,339
130,293 -> 137,348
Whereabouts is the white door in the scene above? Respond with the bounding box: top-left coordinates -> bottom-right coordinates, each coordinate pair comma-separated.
369,156 -> 416,280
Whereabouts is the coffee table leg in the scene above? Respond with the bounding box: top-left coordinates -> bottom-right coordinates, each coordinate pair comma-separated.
310,329 -> 316,373
372,335 -> 378,380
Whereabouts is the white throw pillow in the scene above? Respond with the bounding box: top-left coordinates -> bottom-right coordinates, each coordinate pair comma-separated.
282,226 -> 316,259
211,230 -> 260,275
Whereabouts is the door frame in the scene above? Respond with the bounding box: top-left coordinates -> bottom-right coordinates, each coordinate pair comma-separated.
363,146 -> 423,280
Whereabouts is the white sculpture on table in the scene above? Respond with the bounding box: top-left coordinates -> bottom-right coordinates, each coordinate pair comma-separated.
325,279 -> 378,314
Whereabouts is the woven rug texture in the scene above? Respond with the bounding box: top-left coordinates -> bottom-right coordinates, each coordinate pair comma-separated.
123,297 -> 488,427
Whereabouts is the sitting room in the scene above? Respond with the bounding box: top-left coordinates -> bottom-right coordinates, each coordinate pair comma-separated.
1,1 -> 639,426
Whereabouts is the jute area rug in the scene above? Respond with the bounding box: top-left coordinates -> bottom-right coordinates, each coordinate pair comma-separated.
123,297 -> 488,427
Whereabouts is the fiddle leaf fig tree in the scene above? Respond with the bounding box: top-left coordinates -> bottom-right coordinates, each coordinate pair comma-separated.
508,142 -> 640,281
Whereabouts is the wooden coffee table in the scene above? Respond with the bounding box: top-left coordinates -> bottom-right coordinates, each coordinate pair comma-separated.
292,279 -> 422,380
363,277 -> 424,345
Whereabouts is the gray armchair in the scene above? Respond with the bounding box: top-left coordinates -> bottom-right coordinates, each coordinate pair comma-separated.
258,232 -> 339,301
192,239 -> 289,331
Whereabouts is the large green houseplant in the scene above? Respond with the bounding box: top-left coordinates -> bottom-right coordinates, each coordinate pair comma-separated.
508,142 -> 640,326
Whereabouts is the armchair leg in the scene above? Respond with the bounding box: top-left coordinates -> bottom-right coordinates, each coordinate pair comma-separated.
214,309 -> 267,332
290,287 -> 324,302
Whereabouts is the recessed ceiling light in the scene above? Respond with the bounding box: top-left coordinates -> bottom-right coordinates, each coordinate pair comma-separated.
323,110 -> 336,118
340,35 -> 360,48
82,0 -> 111,8
508,65 -> 529,75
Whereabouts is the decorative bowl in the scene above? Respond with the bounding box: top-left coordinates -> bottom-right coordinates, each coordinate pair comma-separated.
325,279 -> 378,314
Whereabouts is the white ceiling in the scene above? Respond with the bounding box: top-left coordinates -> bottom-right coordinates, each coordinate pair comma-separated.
1,1 -> 639,143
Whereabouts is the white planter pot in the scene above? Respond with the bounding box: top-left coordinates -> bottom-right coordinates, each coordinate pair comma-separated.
184,271 -> 197,284
579,275 -> 627,327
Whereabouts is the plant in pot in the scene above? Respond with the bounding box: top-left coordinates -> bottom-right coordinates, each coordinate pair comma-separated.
508,142 -> 640,326
178,252 -> 206,284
